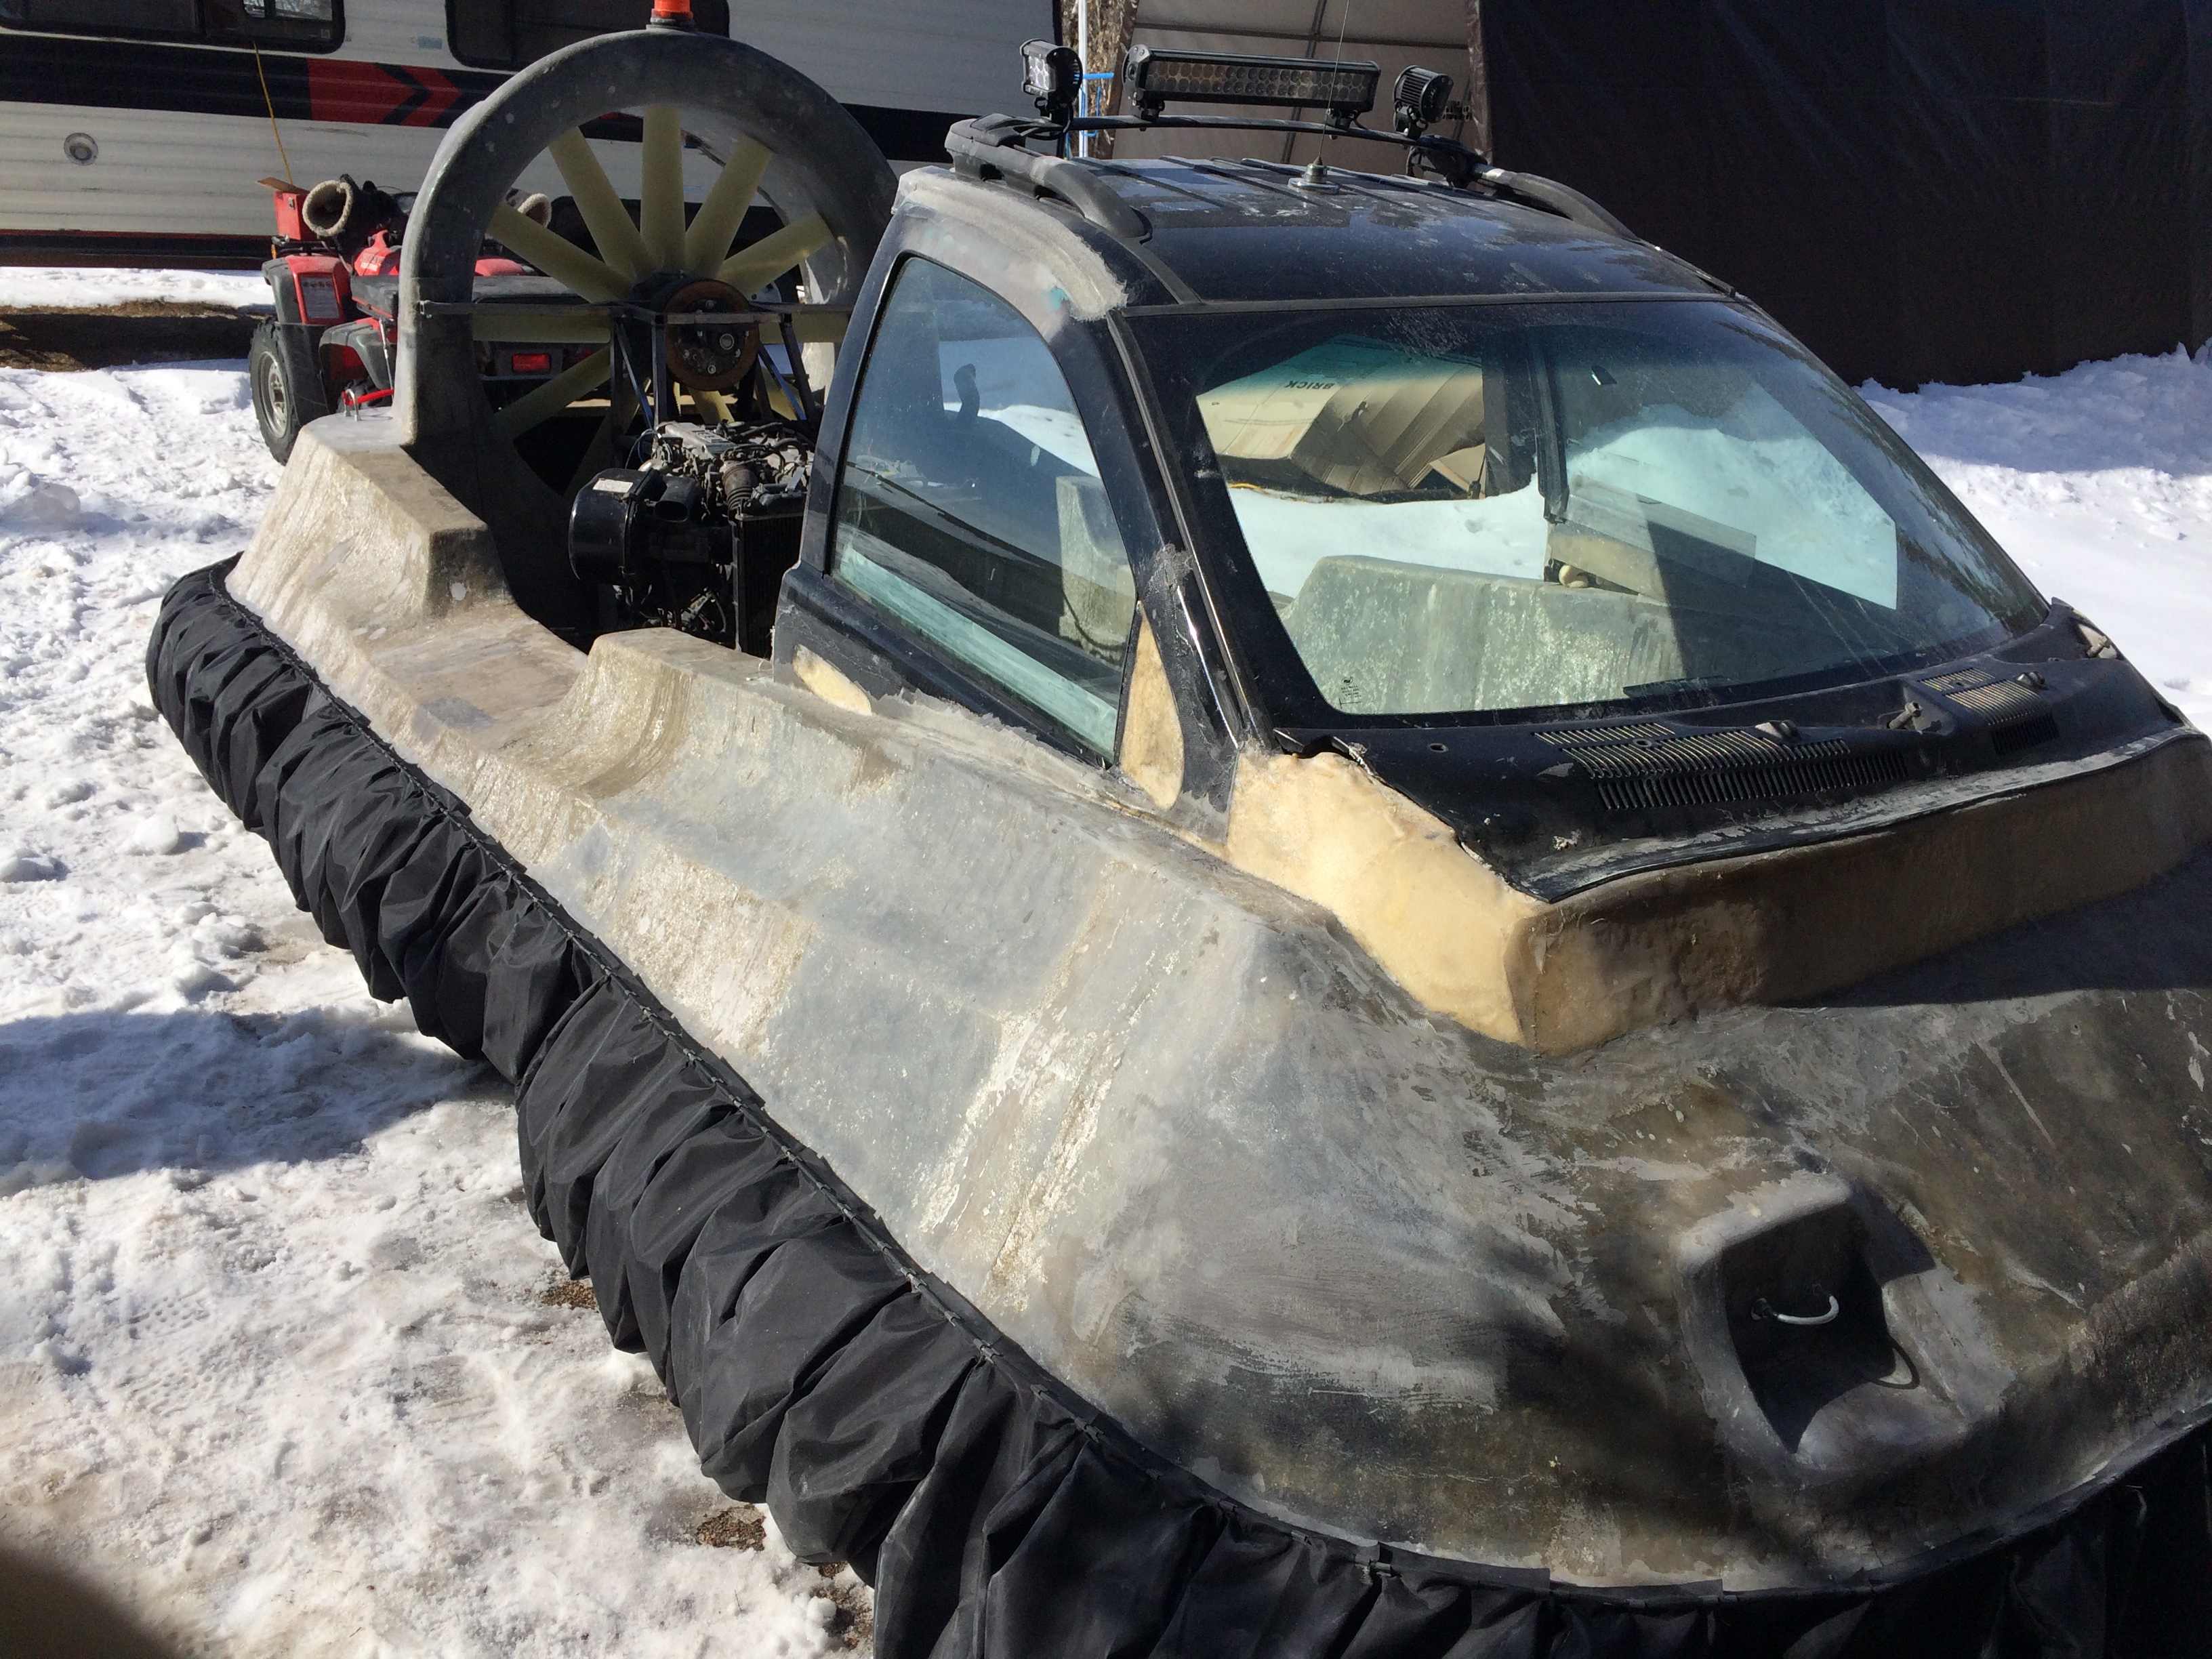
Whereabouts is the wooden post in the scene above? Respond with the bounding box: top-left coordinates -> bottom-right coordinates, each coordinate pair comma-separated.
1463,0 -> 1494,160
1062,0 -> 1141,157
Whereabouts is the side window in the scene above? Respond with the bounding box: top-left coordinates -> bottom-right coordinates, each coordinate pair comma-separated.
221,0 -> 338,49
448,0 -> 726,70
0,0 -> 196,34
0,0 -> 340,48
829,259 -> 1140,758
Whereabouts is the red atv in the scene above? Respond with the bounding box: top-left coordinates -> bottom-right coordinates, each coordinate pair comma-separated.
252,176 -> 583,460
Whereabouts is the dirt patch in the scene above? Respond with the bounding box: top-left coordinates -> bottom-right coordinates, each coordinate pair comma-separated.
694,1505 -> 766,1550
813,1568 -> 874,1652
0,308 -> 259,371
537,1278 -> 598,1311
20,299 -> 250,319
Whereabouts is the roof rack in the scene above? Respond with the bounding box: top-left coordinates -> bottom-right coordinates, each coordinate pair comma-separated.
956,39 -> 1635,243
943,113 -> 1632,245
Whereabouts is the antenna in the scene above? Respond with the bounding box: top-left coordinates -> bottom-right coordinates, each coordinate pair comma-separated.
1326,0 -> 1355,157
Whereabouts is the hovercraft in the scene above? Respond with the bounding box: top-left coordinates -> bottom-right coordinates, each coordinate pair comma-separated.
150,16 -> 2212,1656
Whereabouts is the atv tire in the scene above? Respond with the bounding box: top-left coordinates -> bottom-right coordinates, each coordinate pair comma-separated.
249,320 -> 331,463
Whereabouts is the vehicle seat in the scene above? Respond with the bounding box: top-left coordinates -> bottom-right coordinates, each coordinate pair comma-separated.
1057,473 -> 1136,661
1284,555 -> 1688,714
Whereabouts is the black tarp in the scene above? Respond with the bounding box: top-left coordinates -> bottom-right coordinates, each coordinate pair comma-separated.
1482,0 -> 2212,388
148,559 -> 2212,1657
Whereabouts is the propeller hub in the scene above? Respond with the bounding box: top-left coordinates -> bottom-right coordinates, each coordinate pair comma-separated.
658,278 -> 757,392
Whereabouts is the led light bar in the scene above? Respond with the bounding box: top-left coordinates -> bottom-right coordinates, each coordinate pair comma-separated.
1122,45 -> 1380,121
1021,38 -> 1080,112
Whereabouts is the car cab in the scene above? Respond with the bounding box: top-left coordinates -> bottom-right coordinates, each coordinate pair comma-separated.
773,137 -> 2196,1049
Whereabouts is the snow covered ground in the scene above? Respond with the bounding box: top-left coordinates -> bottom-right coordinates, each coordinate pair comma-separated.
0,267 -> 270,312
0,317 -> 2207,1652
0,369 -> 863,1651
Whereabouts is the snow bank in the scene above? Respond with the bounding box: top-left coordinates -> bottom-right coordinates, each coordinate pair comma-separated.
0,316 -> 2207,1652
1863,344 -> 2212,726
0,361 -> 864,1653
0,268 -> 270,312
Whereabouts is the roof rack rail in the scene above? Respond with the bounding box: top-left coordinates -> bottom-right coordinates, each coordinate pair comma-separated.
946,116 -> 1152,242
1473,168 -> 1633,238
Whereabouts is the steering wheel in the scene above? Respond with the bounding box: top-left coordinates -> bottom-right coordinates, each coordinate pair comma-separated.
394,24 -> 897,634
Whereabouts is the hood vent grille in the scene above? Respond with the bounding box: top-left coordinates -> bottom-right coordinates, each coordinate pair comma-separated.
1538,724 -> 1912,813
1921,672 -> 2060,756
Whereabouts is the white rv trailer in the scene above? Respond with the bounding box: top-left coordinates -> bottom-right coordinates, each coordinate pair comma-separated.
0,0 -> 1050,266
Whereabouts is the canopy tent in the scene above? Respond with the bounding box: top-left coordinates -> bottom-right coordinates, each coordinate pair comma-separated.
1483,0 -> 2212,388
1061,1 -> 2212,389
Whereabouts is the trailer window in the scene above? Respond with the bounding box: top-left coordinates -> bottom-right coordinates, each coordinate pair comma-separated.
0,0 -> 195,35
447,0 -> 726,69
218,0 -> 338,48
829,259 -> 1141,759
0,0 -> 340,48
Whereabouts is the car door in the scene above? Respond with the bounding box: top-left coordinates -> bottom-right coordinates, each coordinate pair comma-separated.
782,251 -> 1227,822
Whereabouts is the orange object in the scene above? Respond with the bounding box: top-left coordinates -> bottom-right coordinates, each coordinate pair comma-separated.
649,0 -> 694,27
264,177 -> 310,243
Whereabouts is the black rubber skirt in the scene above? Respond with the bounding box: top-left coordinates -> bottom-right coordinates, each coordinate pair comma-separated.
149,561 -> 2212,1659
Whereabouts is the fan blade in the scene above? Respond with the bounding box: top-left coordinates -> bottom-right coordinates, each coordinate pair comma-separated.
564,382 -> 636,493
639,104 -> 689,271
716,212 -> 829,295
470,310 -> 610,344
493,348 -> 611,440
488,207 -> 628,303
547,129 -> 653,282
792,311 -> 849,344
683,136 -> 772,276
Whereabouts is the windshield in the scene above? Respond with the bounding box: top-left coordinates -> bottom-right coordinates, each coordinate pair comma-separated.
1130,300 -> 2044,721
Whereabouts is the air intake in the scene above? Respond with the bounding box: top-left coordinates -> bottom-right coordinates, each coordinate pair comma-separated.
1538,724 -> 1912,813
1921,672 -> 2059,757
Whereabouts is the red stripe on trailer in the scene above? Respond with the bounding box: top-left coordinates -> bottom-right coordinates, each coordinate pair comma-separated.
306,60 -> 464,127
390,66 -> 463,127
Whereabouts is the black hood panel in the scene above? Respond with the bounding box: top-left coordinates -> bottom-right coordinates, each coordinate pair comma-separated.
1282,605 -> 2194,899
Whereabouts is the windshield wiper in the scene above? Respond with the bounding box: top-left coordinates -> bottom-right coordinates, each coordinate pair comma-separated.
1621,672 -> 1758,699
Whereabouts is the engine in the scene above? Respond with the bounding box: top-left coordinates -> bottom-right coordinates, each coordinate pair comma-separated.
568,420 -> 813,655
